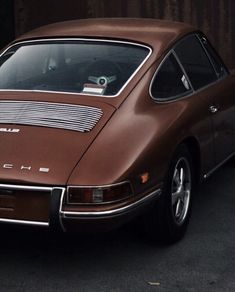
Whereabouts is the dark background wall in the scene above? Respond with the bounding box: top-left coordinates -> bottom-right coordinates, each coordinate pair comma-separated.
1,0 -> 235,68
0,0 -> 14,49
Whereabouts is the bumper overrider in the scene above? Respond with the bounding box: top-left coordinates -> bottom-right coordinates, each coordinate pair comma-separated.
0,183 -> 162,232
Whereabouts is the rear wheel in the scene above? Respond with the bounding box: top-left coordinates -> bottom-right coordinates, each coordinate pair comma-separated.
145,144 -> 194,243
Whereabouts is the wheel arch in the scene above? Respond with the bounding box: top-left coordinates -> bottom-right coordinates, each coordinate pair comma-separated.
180,136 -> 201,185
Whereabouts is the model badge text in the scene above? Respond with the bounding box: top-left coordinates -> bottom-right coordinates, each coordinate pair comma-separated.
0,128 -> 20,133
2,164 -> 50,173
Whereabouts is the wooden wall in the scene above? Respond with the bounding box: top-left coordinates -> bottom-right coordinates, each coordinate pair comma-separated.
0,0 -> 14,49
12,0 -> 235,68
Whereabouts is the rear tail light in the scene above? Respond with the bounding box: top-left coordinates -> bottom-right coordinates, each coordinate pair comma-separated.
67,182 -> 133,204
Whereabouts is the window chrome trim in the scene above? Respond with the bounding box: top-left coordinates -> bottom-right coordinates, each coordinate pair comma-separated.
196,34 -> 219,78
149,49 -> 193,102
149,32 -> 229,104
195,33 -> 229,80
0,38 -> 152,98
172,50 -> 194,91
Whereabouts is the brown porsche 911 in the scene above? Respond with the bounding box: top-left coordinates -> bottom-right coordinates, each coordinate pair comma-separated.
0,18 -> 234,243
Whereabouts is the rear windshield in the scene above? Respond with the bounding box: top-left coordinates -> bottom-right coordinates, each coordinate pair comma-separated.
0,40 -> 150,96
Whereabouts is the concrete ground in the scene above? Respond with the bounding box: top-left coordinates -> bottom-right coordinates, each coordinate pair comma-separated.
0,159 -> 235,292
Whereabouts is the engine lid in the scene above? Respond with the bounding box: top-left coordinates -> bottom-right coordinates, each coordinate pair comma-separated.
0,95 -> 115,185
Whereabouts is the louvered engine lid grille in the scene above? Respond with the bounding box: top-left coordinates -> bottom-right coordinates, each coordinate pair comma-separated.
0,100 -> 103,132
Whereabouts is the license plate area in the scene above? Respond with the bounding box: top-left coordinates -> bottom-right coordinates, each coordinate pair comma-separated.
0,186 -> 51,224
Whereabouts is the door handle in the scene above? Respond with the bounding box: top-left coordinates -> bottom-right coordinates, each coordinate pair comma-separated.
209,106 -> 218,114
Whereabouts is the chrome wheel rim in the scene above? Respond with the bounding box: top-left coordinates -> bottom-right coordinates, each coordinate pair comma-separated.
171,157 -> 191,226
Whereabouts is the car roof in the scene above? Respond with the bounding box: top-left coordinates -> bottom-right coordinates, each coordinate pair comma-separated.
14,18 -> 196,58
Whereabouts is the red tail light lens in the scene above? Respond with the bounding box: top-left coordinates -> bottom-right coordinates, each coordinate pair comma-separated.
67,182 -> 133,204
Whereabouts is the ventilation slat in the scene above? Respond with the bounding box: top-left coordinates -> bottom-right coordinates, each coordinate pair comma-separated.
0,101 -> 103,132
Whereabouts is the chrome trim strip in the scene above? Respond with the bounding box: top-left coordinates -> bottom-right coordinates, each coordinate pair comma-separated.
59,188 -> 66,232
0,218 -> 49,226
0,184 -> 53,191
149,32 -> 227,104
60,188 -> 161,218
0,184 -> 65,229
149,49 -> 194,102
0,100 -> 103,132
195,33 -> 229,79
0,38 -> 152,98
172,50 -> 194,91
203,150 -> 235,179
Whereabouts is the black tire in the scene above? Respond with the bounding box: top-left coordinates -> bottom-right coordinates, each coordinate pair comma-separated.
144,144 -> 194,244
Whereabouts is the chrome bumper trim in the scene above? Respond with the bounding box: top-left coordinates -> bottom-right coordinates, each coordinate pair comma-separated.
0,218 -> 49,226
0,184 -> 65,229
60,188 -> 161,219
0,184 -> 53,191
0,184 -> 161,229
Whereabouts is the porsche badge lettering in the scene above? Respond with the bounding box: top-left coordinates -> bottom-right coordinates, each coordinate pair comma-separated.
2,164 -> 50,173
0,128 -> 20,133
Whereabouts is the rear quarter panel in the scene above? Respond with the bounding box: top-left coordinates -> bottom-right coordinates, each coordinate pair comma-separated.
68,65 -> 215,192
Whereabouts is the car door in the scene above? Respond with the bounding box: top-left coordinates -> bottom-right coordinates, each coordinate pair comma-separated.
199,35 -> 235,164
174,34 -> 235,167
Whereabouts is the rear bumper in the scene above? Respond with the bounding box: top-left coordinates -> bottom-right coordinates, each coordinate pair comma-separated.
61,188 -> 161,232
0,184 -> 161,232
0,184 -> 64,228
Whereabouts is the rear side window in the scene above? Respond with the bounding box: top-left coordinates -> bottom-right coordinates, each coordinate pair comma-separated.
151,53 -> 191,100
175,35 -> 217,90
199,35 -> 229,78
